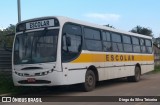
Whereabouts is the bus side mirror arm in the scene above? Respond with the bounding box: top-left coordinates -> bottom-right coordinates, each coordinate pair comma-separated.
63,33 -> 71,47
66,36 -> 71,47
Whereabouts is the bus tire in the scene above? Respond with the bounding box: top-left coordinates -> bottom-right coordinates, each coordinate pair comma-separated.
127,66 -> 141,82
83,70 -> 96,92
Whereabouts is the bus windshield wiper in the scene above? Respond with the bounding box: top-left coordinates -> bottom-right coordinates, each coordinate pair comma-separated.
30,28 -> 48,63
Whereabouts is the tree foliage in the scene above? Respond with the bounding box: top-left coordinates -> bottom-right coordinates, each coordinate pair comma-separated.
3,24 -> 15,35
0,30 -> 3,47
0,24 -> 15,48
130,26 -> 153,36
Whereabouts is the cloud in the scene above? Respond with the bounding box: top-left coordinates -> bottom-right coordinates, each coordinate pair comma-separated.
85,13 -> 121,22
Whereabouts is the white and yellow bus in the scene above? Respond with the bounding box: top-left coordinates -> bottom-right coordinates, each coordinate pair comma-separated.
12,16 -> 154,91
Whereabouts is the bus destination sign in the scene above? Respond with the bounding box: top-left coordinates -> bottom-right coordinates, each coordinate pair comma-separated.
26,19 -> 55,30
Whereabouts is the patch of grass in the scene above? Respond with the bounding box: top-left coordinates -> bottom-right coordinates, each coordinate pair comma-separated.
153,66 -> 160,73
0,72 -> 49,95
0,72 -> 14,94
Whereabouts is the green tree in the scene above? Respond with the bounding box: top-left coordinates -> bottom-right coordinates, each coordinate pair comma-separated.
0,24 -> 15,48
0,30 -> 3,48
3,24 -> 15,35
130,26 -> 153,36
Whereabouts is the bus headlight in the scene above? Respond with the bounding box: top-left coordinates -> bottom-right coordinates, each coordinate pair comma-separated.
15,69 -> 54,77
41,69 -> 54,76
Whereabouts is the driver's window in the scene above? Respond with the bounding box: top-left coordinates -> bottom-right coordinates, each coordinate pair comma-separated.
63,34 -> 81,53
62,24 -> 82,62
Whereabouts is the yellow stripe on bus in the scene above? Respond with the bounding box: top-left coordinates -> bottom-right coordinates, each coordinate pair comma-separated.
71,53 -> 154,63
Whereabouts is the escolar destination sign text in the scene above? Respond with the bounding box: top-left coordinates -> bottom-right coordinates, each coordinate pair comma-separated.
26,19 -> 55,30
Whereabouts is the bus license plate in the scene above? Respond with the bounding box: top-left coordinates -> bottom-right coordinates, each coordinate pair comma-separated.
27,78 -> 36,83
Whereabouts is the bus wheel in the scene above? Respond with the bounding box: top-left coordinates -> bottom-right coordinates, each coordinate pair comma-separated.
83,70 -> 96,92
127,66 -> 141,82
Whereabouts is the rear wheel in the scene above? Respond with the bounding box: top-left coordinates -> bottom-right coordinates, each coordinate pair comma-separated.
83,70 -> 96,92
127,66 -> 141,82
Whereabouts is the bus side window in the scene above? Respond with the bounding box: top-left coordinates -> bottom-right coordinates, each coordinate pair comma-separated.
84,27 -> 102,51
140,38 -> 146,53
132,37 -> 141,53
145,39 -> 152,53
122,35 -> 132,52
102,31 -> 112,51
62,24 -> 82,62
111,33 -> 123,52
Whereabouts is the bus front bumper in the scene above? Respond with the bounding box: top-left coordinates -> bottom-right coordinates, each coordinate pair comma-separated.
12,71 -> 64,86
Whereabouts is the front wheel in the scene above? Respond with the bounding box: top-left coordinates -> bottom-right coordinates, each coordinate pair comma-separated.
127,66 -> 141,82
82,70 -> 96,92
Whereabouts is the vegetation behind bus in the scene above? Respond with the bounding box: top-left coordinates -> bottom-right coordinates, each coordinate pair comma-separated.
0,24 -> 15,49
130,25 -> 153,36
153,66 -> 160,73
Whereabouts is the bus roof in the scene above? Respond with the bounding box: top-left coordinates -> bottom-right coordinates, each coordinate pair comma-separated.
17,16 -> 152,39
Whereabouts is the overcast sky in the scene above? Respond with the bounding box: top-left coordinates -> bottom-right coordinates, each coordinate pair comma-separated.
0,0 -> 160,37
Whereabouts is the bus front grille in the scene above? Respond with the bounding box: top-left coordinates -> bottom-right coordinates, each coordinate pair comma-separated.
18,80 -> 51,84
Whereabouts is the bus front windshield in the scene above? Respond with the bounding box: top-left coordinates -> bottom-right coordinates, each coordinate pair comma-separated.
14,29 -> 59,65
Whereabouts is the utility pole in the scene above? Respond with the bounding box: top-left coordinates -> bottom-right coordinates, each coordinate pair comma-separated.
17,0 -> 21,22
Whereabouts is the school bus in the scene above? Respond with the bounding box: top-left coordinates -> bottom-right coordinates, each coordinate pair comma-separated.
12,16 -> 154,91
